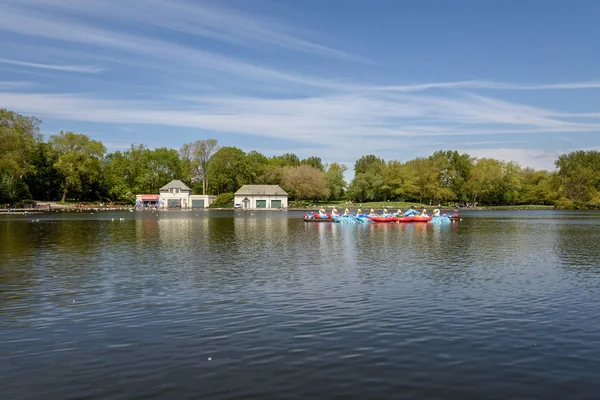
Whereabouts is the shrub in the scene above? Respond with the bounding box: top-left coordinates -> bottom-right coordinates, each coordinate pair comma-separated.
554,197 -> 576,209
211,192 -> 234,208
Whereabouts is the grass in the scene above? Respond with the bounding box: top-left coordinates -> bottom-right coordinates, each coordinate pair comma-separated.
299,201 -> 555,211
475,205 -> 554,210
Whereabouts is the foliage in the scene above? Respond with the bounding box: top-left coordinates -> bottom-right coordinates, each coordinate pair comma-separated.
0,109 -> 41,202
555,150 -> 600,207
2,109 -> 600,209
48,131 -> 106,202
207,147 -> 249,194
301,156 -> 324,172
325,162 -> 347,200
211,192 -> 234,208
281,165 -> 330,203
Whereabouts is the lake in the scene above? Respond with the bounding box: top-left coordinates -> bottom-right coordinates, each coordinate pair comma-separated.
2,210 -> 600,399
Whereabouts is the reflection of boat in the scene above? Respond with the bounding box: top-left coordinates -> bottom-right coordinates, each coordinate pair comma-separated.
397,216 -> 432,223
304,217 -> 336,222
368,216 -> 399,222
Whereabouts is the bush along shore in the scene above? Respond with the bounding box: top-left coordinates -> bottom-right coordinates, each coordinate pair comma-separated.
2,108 -> 600,210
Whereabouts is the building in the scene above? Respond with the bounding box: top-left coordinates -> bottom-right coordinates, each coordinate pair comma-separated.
136,194 -> 159,208
234,185 -> 288,210
136,180 -> 215,209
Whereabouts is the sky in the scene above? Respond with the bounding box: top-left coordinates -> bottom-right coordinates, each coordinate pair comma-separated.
1,0 -> 600,176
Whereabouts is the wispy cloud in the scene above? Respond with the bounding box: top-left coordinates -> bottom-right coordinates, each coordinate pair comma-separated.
0,80 -> 32,88
0,58 -> 102,73
5,0 -> 365,62
374,80 -> 600,92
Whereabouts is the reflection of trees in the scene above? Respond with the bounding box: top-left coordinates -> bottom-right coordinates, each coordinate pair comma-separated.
554,221 -> 600,274
0,217 -> 108,321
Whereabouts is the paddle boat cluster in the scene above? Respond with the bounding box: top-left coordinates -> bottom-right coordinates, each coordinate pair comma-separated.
304,208 -> 458,224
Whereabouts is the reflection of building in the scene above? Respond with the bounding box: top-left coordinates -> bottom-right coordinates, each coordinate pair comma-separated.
234,185 -> 288,209
136,180 -> 216,209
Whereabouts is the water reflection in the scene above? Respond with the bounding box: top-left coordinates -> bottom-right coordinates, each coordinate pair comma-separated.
2,211 -> 600,399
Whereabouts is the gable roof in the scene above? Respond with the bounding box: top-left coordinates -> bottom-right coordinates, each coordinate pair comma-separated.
235,185 -> 288,196
159,180 -> 191,191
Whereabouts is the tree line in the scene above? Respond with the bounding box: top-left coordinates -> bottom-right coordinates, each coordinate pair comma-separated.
1,108 -> 599,209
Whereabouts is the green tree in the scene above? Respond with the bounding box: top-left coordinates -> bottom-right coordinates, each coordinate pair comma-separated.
555,150 -> 600,206
270,153 -> 300,167
48,131 -> 106,202
354,154 -> 385,175
143,147 -> 182,193
245,150 -> 269,184
301,156 -> 324,172
207,146 -> 249,194
24,142 -> 63,201
467,158 -> 504,205
325,162 -> 347,200
348,172 -> 384,202
0,109 -> 41,202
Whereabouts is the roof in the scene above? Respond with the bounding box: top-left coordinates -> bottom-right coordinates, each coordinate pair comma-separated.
234,185 -> 288,196
140,194 -> 159,200
159,180 -> 191,191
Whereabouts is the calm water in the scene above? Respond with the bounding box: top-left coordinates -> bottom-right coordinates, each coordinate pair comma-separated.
2,210 -> 600,399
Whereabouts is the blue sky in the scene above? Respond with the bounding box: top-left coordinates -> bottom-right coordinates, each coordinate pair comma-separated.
1,0 -> 600,173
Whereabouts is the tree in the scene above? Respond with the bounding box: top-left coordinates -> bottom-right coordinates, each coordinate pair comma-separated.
348,172 -> 384,202
467,158 -> 504,205
354,154 -> 385,175
179,139 -> 219,195
555,151 -> 600,206
207,146 -> 249,194
0,109 -> 41,202
245,150 -> 269,184
48,131 -> 106,202
301,156 -> 324,172
143,147 -> 182,193
325,162 -> 347,200
281,165 -> 329,204
270,153 -> 300,167
24,142 -> 63,201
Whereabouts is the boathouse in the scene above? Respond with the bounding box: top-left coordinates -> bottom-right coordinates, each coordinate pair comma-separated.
157,180 -> 216,209
234,185 -> 288,210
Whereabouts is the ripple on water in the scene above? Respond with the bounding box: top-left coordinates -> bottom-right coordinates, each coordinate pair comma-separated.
1,211 -> 600,399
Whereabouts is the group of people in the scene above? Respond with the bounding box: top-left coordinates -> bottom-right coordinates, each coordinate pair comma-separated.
311,207 -> 446,219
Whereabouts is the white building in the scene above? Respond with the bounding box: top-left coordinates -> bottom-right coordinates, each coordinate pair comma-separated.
234,185 -> 288,210
157,180 -> 216,209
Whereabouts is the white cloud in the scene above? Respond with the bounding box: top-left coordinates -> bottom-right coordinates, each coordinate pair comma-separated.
374,80 -> 600,92
0,58 -> 102,73
0,80 -> 32,88
3,0 -> 365,62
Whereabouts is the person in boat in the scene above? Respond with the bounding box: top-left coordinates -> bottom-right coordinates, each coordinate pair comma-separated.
356,209 -> 366,218
416,209 -> 428,217
402,207 -> 420,217
368,209 -> 378,217
382,208 -> 392,217
343,208 -> 351,216
331,208 -> 340,217
318,209 -> 328,218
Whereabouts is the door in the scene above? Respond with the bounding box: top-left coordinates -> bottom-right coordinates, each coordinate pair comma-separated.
167,199 -> 180,208
191,199 -> 205,208
271,200 -> 282,208
256,200 -> 266,208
